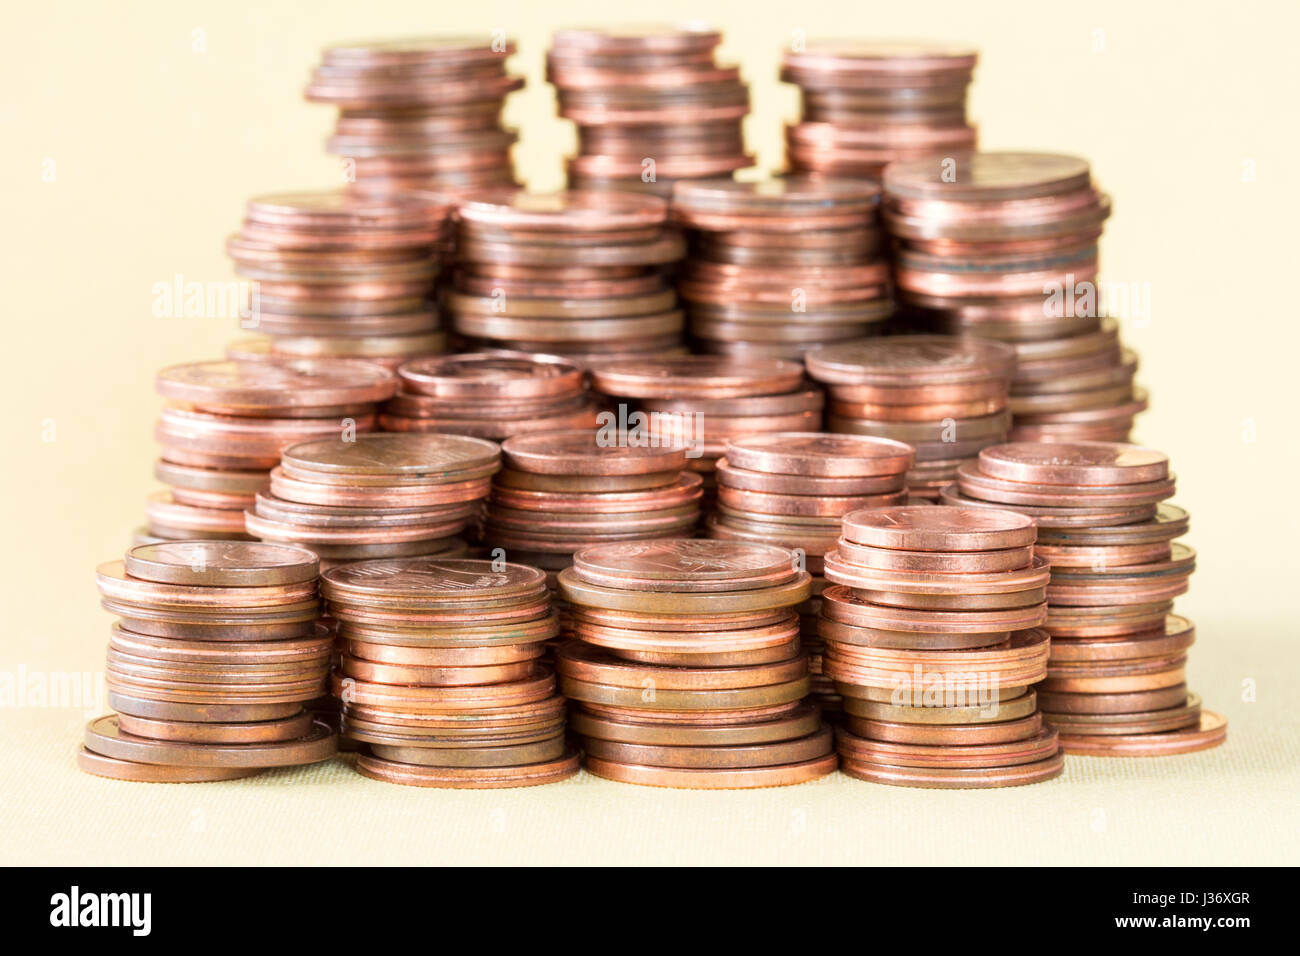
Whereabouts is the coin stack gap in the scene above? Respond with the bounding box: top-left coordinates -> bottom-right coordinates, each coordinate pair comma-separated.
80,541 -> 336,782
804,335 -> 1015,501
944,442 -> 1226,756
225,190 -> 451,369
246,433 -> 498,571
146,359 -> 397,543
820,505 -> 1063,788
556,540 -> 837,788
881,152 -> 1145,442
305,36 -> 522,195
549,25 -> 752,198
446,190 -> 687,360
323,558 -> 580,788
383,351 -> 600,438
782,40 -> 977,181
669,177 -> 894,358
707,433 -> 915,721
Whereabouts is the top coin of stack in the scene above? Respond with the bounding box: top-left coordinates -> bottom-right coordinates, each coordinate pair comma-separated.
306,36 -> 522,194
549,24 -> 752,198
782,40 -> 977,181
670,177 -> 893,358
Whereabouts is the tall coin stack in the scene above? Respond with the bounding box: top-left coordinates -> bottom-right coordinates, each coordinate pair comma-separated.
670,177 -> 893,358
557,540 -> 838,788
82,542 -> 336,782
323,558 -> 580,788
805,336 -> 1015,500
549,25 -> 752,198
306,36 -> 521,194
882,152 -> 1145,442
820,506 -> 1063,788
944,442 -> 1226,756
147,360 -> 396,542
782,40 -> 977,181
447,191 -> 687,360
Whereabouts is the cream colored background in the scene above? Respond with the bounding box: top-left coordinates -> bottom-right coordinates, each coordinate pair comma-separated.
2,0 -> 1297,865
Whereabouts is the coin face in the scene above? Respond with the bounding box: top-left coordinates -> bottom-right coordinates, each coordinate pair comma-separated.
724,432 -> 914,477
977,441 -> 1169,485
502,429 -> 687,475
573,539 -> 796,585
883,152 -> 1092,201
458,190 -> 668,231
281,433 -> 500,476
123,542 -> 319,587
322,557 -> 545,599
590,355 -> 805,398
806,335 -> 1016,385
398,353 -> 585,398
842,505 -> 1037,551
156,359 -> 397,408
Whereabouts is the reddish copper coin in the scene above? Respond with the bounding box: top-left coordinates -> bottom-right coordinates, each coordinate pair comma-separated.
840,505 -> 1036,551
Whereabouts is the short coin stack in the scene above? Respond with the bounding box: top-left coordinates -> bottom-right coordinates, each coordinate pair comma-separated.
246,433 -> 498,569
81,542 -> 336,782
383,352 -> 600,438
305,36 -> 521,194
447,191 -> 687,361
149,360 -> 396,541
323,558 -> 580,788
670,177 -> 893,358
782,40 -> 977,181
944,442 -> 1225,755
549,25 -> 752,198
557,540 -> 836,788
821,506 -> 1061,788
805,336 -> 1015,499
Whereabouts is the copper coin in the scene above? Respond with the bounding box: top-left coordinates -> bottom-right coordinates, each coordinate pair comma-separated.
1057,711 -> 1226,756
1035,683 -> 1189,715
76,748 -> 262,783
977,441 -> 1169,486
115,711 -> 315,744
805,335 -> 1015,386
502,429 -> 687,475
122,541 -> 319,587
281,432 -> 500,477
1048,615 -> 1194,662
842,689 -> 1037,724
340,654 -> 538,686
590,356 -> 804,398
585,752 -> 836,788
833,539 -> 1033,573
96,562 -> 317,609
715,458 -> 905,496
571,539 -> 798,592
332,672 -> 556,711
582,726 -> 833,770
397,351 -> 586,398
569,703 -> 823,746
559,567 -> 811,613
559,674 -> 811,711
843,711 -> 1043,746
840,504 -> 1036,551
557,641 -> 806,690
817,615 -> 1010,650
85,715 -> 336,768
369,734 -> 567,767
344,640 -> 545,666
156,359 -> 396,412
322,557 -> 545,606
840,751 -> 1063,788
355,750 -> 580,787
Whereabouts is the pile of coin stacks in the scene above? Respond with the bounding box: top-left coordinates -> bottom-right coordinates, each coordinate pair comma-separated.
246,433 -> 498,570
226,190 -> 451,369
549,25 -> 752,198
147,359 -> 396,542
804,336 -> 1015,500
323,558 -> 580,787
882,152 -> 1145,442
669,177 -> 893,358
557,540 -> 837,788
944,442 -> 1226,756
589,355 -> 820,511
708,434 -> 914,720
80,541 -> 336,782
447,191 -> 687,360
820,506 -> 1063,788
381,352 -> 600,438
782,40 -> 977,181
305,36 -> 521,194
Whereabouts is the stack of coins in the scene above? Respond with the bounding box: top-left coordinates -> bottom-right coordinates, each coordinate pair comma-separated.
669,177 -> 893,358
382,352 -> 601,438
246,433 -> 498,569
944,442 -> 1226,755
305,36 -> 521,194
80,541 -> 336,782
804,336 -> 1015,500
588,355 -> 819,510
323,558 -> 580,788
148,360 -> 396,542
557,540 -> 838,788
227,190 -> 450,368
447,191 -> 687,360
549,25 -> 752,198
881,152 -> 1144,442
820,506 -> 1063,788
782,40 -> 977,181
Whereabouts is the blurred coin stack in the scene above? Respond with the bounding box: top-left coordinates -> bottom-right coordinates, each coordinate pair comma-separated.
805,336 -> 1015,500
246,433 -> 497,570
944,442 -> 1226,756
227,190 -> 450,369
549,25 -> 752,198
146,359 -> 396,543
669,177 -> 893,358
323,558 -> 580,788
446,191 -> 687,360
305,36 -> 521,194
782,40 -> 977,181
708,434 -> 914,719
882,152 -> 1144,442
557,540 -> 837,788
81,542 -> 336,782
821,506 -> 1062,788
